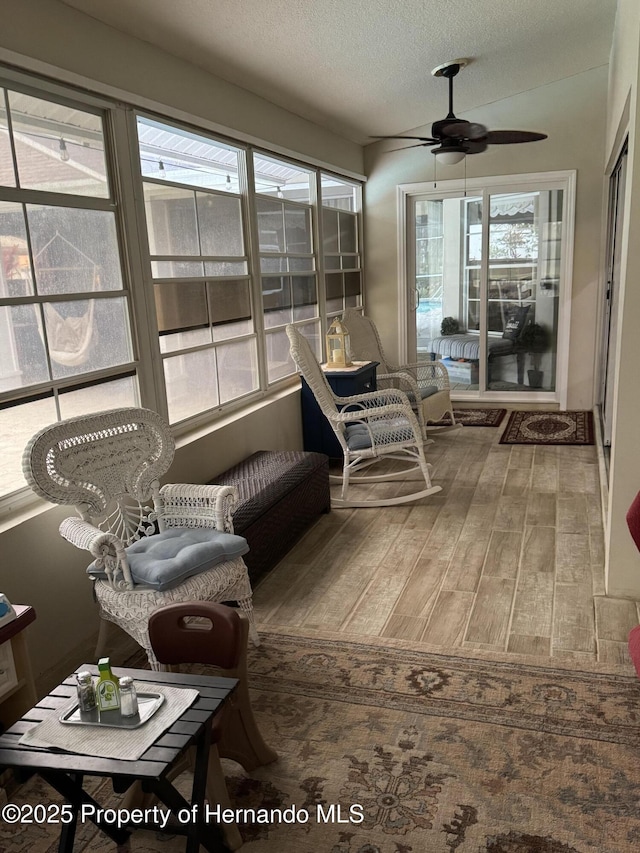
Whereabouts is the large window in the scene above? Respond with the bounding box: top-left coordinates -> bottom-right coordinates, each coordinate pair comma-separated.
254,153 -> 318,382
321,173 -> 362,323
136,116 -> 258,423
0,69 -> 364,506
0,82 -> 138,499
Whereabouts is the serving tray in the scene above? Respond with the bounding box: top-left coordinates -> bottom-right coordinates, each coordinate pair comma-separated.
59,691 -> 164,729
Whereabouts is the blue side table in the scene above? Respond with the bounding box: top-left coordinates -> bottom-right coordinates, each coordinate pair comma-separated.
301,361 -> 378,458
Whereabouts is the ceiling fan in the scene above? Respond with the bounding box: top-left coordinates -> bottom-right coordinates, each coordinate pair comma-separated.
373,59 -> 547,165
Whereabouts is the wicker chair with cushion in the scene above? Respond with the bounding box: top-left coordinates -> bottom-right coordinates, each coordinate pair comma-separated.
342,307 -> 459,435
286,324 -> 441,508
22,407 -> 258,668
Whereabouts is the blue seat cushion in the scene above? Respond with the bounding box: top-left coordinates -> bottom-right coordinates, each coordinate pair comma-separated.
405,385 -> 440,403
345,419 -> 414,451
419,384 -> 440,399
87,528 -> 249,591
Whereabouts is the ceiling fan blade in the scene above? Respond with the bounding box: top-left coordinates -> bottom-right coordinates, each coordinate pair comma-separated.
438,120 -> 487,141
484,130 -> 548,144
463,139 -> 488,154
387,142 -> 436,152
370,135 -> 437,143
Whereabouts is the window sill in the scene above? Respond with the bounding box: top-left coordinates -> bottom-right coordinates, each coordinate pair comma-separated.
0,379 -> 302,534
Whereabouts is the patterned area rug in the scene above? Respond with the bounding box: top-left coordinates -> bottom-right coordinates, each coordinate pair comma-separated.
430,408 -> 507,427
500,410 -> 595,445
5,632 -> 640,852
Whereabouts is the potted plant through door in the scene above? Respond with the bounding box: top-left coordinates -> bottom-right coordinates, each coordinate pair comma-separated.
519,322 -> 549,388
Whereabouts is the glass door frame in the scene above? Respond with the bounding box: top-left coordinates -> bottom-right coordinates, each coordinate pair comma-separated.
397,170 -> 576,407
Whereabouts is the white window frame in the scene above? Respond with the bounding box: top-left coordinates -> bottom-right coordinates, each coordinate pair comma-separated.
0,63 -> 366,516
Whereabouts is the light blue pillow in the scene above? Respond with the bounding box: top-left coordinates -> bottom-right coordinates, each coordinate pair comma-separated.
345,420 -> 413,451
87,528 -> 249,591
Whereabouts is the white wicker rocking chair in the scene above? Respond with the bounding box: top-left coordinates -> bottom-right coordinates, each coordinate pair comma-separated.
22,407 -> 258,669
286,324 -> 441,508
342,308 -> 460,435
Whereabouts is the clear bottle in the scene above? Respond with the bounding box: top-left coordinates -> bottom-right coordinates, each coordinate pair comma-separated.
118,676 -> 139,717
76,670 -> 97,713
96,657 -> 120,712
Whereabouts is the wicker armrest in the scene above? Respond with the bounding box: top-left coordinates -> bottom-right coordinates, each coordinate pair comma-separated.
159,483 -> 239,533
331,387 -> 412,409
59,517 -> 132,589
377,370 -> 421,399
391,360 -> 451,391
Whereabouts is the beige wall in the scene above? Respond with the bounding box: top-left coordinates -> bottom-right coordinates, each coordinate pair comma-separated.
363,66 -> 608,411
603,0 -> 640,597
0,0 -> 363,175
0,0 -> 360,688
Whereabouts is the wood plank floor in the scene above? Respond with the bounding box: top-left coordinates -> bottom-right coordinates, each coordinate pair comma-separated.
253,418 -> 640,667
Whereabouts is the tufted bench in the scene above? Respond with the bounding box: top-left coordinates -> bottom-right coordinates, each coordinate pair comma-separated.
210,450 -> 331,584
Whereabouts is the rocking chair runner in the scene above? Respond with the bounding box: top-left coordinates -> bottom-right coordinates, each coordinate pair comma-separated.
22,407 -> 258,668
342,308 -> 460,434
286,324 -> 441,507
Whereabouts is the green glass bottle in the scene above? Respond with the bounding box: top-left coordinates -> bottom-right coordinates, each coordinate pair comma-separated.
96,657 -> 120,712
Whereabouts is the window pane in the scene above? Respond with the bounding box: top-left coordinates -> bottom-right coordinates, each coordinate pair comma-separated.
0,304 -> 49,390
262,276 -> 291,328
160,327 -> 211,354
341,255 -> 359,270
299,321 -> 322,358
137,116 -> 241,193
0,90 -> 16,188
256,198 -> 284,252
164,348 -> 219,423
345,292 -> 361,309
58,375 -> 138,419
344,271 -> 361,297
207,279 -> 252,327
155,281 -> 207,334
322,208 -> 339,252
217,339 -> 258,403
44,296 -> 133,379
152,260 -> 204,278
143,183 -> 199,256
293,275 -> 317,321
339,212 -> 357,253
325,272 -> 344,313
325,255 -> 340,271
0,395 -> 57,495
261,257 -> 287,273
9,91 -> 108,198
27,206 -> 123,294
0,201 -> 33,295
253,153 -> 313,202
289,257 -> 314,272
204,261 -> 247,276
285,207 -> 311,253
265,328 -> 295,383
196,192 -> 244,256
321,174 -> 357,211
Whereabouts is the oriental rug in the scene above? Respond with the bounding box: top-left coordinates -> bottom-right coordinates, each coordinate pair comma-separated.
430,408 -> 506,427
499,409 -> 595,445
5,631 -> 640,852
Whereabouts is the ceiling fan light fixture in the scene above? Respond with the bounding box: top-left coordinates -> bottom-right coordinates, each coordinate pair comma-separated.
433,149 -> 465,165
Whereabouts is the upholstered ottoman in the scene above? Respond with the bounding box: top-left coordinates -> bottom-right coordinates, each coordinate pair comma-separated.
211,450 -> 331,583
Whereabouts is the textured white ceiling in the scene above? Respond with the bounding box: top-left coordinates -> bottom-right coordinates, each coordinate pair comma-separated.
60,0 -> 616,143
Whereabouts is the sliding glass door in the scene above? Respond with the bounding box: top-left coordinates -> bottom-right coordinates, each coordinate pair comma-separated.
408,175 -> 569,401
